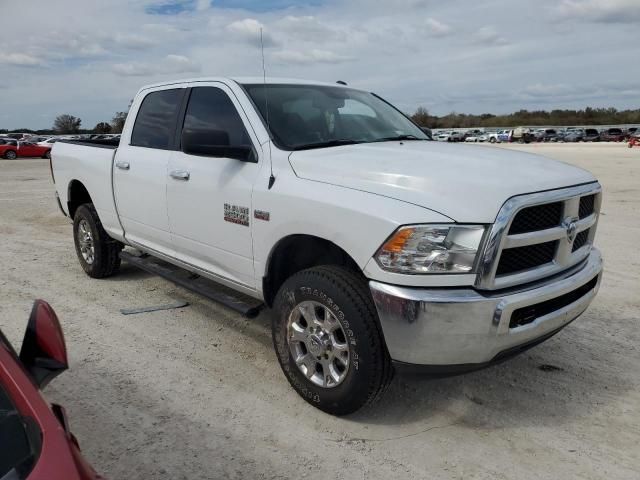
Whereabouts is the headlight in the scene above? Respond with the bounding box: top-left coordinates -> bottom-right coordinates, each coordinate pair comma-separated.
375,225 -> 485,274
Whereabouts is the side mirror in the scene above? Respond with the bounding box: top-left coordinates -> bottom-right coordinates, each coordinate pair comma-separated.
19,300 -> 68,389
182,129 -> 256,162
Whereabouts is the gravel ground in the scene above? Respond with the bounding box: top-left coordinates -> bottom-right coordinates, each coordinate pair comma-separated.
1,143 -> 638,479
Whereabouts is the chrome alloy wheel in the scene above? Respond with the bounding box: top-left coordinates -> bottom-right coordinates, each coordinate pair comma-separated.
287,300 -> 350,388
77,219 -> 95,264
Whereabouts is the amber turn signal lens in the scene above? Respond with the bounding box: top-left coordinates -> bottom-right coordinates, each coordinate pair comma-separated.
381,227 -> 415,253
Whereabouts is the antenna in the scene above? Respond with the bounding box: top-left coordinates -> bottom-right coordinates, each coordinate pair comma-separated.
260,28 -> 275,189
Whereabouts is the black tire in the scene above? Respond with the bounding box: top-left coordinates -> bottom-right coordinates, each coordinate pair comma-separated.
73,204 -> 123,278
489,137 -> 496,143
4,150 -> 17,160
43,150 -> 51,159
272,265 -> 393,415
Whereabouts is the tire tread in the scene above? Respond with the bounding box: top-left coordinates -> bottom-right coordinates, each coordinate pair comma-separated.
75,203 -> 122,278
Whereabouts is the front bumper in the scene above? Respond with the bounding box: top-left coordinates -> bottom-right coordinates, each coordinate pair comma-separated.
369,248 -> 602,368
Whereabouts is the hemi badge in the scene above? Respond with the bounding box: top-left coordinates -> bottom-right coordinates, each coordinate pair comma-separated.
254,210 -> 270,221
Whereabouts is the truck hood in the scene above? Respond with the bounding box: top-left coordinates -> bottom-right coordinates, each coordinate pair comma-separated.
288,142 -> 596,222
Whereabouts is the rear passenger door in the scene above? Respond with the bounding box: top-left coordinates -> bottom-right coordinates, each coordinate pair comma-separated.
114,87 -> 186,255
167,84 -> 262,290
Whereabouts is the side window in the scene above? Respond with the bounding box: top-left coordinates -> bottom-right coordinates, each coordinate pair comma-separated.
131,89 -> 183,149
182,87 -> 252,148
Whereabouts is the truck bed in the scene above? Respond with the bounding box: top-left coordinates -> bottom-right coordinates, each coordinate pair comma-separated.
51,139 -> 124,242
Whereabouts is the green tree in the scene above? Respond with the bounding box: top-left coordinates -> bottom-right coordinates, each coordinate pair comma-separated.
94,122 -> 112,134
111,112 -> 127,133
411,106 -> 432,126
53,114 -> 81,134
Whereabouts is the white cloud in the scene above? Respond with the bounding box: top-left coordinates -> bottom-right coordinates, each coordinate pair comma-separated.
474,26 -> 508,46
554,0 -> 640,23
272,49 -> 352,65
0,52 -> 44,66
277,15 -> 340,40
225,18 -> 278,47
113,54 -> 201,76
425,18 -> 452,37
114,33 -> 155,49
0,0 -> 638,130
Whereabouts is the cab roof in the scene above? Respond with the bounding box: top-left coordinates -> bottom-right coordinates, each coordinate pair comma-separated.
138,77 -> 353,92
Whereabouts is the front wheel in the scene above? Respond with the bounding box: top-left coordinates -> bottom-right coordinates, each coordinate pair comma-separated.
272,266 -> 393,415
4,150 -> 17,160
73,204 -> 123,278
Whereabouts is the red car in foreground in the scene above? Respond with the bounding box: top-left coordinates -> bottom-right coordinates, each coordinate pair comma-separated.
0,300 -> 104,480
0,141 -> 51,160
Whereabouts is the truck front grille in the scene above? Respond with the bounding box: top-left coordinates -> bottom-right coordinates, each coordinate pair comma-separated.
572,229 -> 590,252
476,183 -> 602,290
508,202 -> 563,234
579,194 -> 595,219
496,241 -> 557,276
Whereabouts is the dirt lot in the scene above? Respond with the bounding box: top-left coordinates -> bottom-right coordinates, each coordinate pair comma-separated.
1,143 -> 639,479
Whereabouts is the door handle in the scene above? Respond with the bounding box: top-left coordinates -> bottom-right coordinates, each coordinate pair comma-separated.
170,170 -> 190,181
115,161 -> 130,170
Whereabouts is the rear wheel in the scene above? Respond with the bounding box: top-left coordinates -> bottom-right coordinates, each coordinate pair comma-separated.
73,204 -> 123,278
43,150 -> 51,159
4,150 -> 17,159
272,266 -> 393,415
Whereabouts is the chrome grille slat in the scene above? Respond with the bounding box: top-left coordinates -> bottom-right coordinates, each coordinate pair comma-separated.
476,183 -> 602,290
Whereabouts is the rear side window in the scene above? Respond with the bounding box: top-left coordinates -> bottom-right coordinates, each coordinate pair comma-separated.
131,89 -> 183,149
182,87 -> 252,148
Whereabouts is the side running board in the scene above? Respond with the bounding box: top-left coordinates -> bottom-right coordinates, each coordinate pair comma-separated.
120,250 -> 264,318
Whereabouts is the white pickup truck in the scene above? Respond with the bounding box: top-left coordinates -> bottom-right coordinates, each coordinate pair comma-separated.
51,77 -> 603,415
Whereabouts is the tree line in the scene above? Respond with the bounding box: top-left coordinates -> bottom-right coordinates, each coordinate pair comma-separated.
0,102 -> 131,136
410,106 -> 640,129
2,105 -> 639,136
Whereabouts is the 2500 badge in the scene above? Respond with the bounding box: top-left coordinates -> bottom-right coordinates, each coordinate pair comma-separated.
224,203 -> 249,226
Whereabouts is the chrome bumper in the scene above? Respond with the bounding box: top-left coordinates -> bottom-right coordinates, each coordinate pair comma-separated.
369,248 -> 602,366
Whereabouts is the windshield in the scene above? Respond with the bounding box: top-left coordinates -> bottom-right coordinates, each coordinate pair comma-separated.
243,84 -> 428,150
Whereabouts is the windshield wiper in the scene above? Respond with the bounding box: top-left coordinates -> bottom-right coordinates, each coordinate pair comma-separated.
291,139 -> 365,151
372,134 -> 425,142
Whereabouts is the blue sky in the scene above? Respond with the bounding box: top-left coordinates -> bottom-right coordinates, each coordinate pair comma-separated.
147,0 -> 324,15
1,0 -> 639,129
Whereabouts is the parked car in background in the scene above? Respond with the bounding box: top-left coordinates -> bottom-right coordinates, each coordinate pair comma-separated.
584,128 -> 601,142
487,130 -> 510,143
563,129 -> 586,142
0,137 -> 18,146
0,300 -> 105,479
38,137 -> 60,147
464,132 -> 487,142
464,134 -> 480,142
449,131 -> 465,142
628,132 -> 640,148
539,129 -> 560,142
19,141 -> 52,158
1,141 -> 52,159
435,131 -> 452,141
509,127 -> 534,143
600,128 -> 625,142
4,133 -> 31,140
0,140 -> 19,159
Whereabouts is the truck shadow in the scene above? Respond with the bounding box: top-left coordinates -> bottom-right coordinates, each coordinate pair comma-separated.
348,312 -> 633,430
